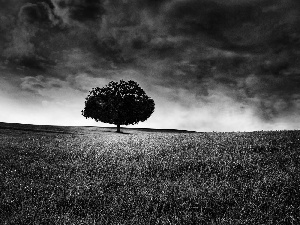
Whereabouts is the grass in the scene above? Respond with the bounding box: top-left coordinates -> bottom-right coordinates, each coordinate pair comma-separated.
1,123 -> 300,224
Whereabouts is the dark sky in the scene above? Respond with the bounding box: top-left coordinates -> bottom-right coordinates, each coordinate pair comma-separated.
1,0 -> 300,131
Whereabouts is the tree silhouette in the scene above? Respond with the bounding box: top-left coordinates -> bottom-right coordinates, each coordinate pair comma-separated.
82,80 -> 155,132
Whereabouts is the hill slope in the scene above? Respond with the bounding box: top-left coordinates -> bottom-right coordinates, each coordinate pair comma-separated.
0,122 -> 196,134
1,122 -> 300,224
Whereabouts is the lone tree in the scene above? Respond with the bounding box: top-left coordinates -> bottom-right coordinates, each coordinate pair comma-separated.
82,80 -> 155,133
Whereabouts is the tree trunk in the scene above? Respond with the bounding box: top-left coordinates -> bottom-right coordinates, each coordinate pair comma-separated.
117,124 -> 121,133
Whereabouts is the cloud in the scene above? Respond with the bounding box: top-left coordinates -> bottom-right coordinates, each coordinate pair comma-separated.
1,0 -> 300,130
154,0 -> 300,55
132,83 -> 288,132
3,26 -> 36,59
18,2 -> 55,25
66,73 -> 111,92
20,75 -> 63,93
94,36 -> 125,63
51,0 -> 105,24
1,0 -> 61,71
136,0 -> 171,15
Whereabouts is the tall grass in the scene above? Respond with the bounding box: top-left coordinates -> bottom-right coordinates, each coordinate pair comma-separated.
1,126 -> 300,224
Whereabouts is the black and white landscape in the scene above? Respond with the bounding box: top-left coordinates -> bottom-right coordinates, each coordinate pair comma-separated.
1,0 -> 300,224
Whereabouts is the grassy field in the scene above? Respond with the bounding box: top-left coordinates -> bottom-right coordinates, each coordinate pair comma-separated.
1,122 -> 300,224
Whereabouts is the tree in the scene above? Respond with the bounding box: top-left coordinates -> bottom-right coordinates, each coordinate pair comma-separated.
82,80 -> 155,133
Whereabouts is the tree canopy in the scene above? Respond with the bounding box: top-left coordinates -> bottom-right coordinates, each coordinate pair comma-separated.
82,80 -> 155,132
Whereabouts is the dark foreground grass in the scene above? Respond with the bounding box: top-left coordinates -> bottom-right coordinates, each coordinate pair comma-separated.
1,123 -> 300,224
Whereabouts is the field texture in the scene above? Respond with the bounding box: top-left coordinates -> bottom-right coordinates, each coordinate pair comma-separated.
1,123 -> 300,224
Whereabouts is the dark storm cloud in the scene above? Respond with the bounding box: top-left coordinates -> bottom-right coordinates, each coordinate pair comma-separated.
192,49 -> 300,122
165,0 -> 253,34
94,36 -> 125,63
1,0 -> 110,73
240,72 -> 300,121
136,0 -> 171,14
51,0 -> 105,23
0,0 -> 62,72
1,0 -> 300,129
19,2 -> 54,24
99,0 -> 300,67
162,0 -> 300,53
149,0 -> 300,123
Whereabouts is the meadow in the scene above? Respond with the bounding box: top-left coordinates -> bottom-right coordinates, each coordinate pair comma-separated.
1,122 -> 300,224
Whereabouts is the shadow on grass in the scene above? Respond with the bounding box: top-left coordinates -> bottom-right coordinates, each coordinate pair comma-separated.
102,130 -> 131,135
